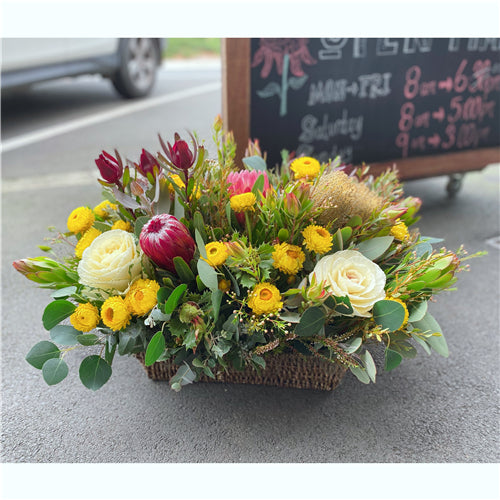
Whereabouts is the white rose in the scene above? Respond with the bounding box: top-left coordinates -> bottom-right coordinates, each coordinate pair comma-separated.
78,230 -> 143,293
310,249 -> 386,317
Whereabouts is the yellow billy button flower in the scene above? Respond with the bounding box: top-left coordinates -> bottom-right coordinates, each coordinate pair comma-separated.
125,279 -> 160,316
67,207 -> 95,234
111,220 -> 133,232
101,296 -> 131,331
203,242 -> 229,267
391,220 -> 410,242
70,303 -> 100,332
385,297 -> 409,326
248,283 -> 283,316
290,157 -> 321,180
230,192 -> 256,212
75,227 -> 102,258
302,225 -> 333,254
272,242 -> 306,275
93,200 -> 117,218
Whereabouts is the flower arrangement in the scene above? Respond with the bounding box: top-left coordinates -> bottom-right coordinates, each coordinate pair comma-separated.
14,117 -> 480,391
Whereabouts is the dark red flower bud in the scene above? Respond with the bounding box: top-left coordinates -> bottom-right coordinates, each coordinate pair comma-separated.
95,151 -> 123,184
138,149 -> 159,178
170,139 -> 194,171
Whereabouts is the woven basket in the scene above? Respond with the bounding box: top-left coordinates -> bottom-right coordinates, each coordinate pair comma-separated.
135,351 -> 347,390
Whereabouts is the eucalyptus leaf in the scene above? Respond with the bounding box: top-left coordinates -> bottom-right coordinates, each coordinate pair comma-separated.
373,300 -> 406,332
170,363 -> 196,391
42,358 -> 69,386
414,241 -> 433,258
195,228 -> 207,254
384,349 -> 403,371
294,307 -> 326,337
42,300 -> 76,331
356,236 -> 394,261
79,355 -> 112,391
412,312 -> 449,357
361,350 -> 376,382
211,289 -> 223,322
197,259 -> 219,292
51,286 -> 77,299
50,325 -> 80,346
410,333 -> 432,355
350,365 -> 371,384
76,333 -> 100,346
408,301 -> 428,322
343,336 -> 362,354
26,341 -> 60,370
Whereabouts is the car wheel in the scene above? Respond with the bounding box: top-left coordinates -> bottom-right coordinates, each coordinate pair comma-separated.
112,38 -> 159,99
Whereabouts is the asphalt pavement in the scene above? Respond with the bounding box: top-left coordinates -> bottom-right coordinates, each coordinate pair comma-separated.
1,60 -> 499,472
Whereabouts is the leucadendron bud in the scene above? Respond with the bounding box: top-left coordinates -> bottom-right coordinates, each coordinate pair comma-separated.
95,151 -> 123,184
137,149 -> 159,178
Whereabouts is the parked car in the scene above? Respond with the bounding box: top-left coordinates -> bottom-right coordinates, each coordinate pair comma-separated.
1,38 -> 165,98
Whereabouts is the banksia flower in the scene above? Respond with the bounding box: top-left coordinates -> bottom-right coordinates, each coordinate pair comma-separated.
139,214 -> 195,273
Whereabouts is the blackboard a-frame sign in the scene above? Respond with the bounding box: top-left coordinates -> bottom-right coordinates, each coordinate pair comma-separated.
222,38 -> 500,182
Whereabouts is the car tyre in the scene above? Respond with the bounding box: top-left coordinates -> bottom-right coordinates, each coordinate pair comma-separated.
112,38 -> 160,99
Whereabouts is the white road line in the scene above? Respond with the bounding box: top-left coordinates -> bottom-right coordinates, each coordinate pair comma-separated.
2,170 -> 101,193
1,81 -> 221,154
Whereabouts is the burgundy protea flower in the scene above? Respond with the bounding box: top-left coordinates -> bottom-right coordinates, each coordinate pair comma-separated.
137,149 -> 159,178
160,133 -> 198,173
252,38 -> 317,78
95,151 -> 123,184
139,214 -> 195,272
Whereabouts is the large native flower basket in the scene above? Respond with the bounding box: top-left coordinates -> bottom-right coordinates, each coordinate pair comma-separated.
14,118 -> 481,392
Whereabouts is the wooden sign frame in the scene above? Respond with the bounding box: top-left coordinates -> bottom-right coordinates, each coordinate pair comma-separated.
222,38 -> 499,180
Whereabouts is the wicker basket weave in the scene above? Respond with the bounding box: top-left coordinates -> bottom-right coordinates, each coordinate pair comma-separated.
135,351 -> 347,390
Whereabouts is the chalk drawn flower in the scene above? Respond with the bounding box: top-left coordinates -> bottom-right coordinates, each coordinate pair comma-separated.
252,38 -> 317,117
252,38 -> 316,78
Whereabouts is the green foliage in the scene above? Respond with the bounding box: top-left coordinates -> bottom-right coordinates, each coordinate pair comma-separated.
42,300 -> 76,330
373,300 -> 406,332
42,358 -> 69,386
79,356 -> 112,391
356,236 -> 394,261
197,259 -> 218,292
412,312 -> 449,357
50,325 -> 80,346
295,307 -> 326,337
26,341 -> 60,369
145,331 -> 166,366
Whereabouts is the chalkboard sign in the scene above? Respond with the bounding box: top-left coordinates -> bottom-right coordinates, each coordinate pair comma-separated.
222,38 -> 500,180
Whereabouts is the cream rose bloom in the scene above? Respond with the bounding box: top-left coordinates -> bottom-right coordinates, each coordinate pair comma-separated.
310,249 -> 386,317
77,230 -> 143,292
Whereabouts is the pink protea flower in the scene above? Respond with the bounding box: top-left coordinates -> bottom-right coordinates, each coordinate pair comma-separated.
139,214 -> 195,273
226,170 -> 271,197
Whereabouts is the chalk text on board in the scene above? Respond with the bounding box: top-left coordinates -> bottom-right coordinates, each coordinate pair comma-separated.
317,38 -> 500,60
307,72 -> 391,105
299,111 -> 364,143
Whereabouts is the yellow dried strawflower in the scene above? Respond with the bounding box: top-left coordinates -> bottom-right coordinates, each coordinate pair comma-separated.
101,296 -> 131,331
67,207 -> 95,234
203,242 -> 229,267
311,171 -> 383,227
70,303 -> 100,332
272,242 -> 306,275
93,200 -> 117,218
302,225 -> 333,254
391,220 -> 410,242
75,227 -> 102,258
125,279 -> 160,316
385,297 -> 409,326
230,192 -> 256,212
290,157 -> 321,180
248,283 -> 283,316
111,220 -> 133,232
